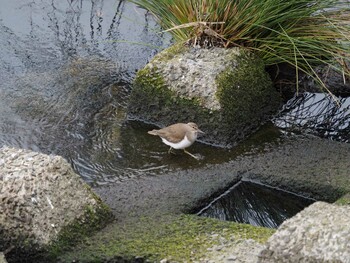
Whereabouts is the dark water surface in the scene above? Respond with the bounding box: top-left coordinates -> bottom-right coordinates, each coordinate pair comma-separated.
0,0 -> 348,229
198,181 -> 315,228
0,0 -> 171,184
274,92 -> 350,143
0,0 -> 286,185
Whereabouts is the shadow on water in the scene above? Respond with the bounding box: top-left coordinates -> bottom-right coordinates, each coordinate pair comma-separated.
197,181 -> 315,228
274,92 -> 350,142
75,118 -> 282,185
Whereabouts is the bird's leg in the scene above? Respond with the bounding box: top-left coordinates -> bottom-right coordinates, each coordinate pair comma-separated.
184,149 -> 199,160
168,147 -> 173,154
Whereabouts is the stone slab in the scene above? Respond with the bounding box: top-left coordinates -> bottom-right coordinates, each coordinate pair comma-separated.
259,202 -> 350,263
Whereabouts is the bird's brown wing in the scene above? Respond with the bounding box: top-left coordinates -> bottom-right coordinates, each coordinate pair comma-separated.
156,123 -> 187,143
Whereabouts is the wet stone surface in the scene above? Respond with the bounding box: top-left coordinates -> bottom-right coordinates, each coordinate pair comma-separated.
0,147 -> 105,255
95,134 -> 350,222
259,202 -> 350,262
1,0 -> 350,262
201,238 -> 264,263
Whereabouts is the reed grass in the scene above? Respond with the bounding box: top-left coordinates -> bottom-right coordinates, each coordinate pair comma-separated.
130,0 -> 350,94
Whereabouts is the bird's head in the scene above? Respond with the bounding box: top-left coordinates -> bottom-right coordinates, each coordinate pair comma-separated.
187,122 -> 204,134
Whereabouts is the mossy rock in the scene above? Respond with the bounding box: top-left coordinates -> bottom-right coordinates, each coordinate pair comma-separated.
57,214 -> 275,262
4,192 -> 113,263
0,148 -> 113,262
128,44 -> 281,147
335,193 -> 350,206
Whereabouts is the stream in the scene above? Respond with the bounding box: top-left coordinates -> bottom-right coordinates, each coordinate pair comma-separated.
1,0 -> 349,228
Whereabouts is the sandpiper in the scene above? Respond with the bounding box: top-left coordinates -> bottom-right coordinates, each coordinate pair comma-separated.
148,122 -> 204,159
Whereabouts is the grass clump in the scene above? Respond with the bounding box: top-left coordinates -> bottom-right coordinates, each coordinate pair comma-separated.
130,0 -> 350,94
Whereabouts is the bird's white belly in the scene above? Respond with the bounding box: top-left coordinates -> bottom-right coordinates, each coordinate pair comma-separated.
162,135 -> 194,149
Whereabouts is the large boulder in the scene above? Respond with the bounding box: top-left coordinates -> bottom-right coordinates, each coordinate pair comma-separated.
0,147 -> 112,261
128,44 -> 281,147
259,202 -> 350,262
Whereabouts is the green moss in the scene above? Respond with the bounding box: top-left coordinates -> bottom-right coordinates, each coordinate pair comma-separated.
130,65 -> 213,122
216,53 -> 281,128
43,195 -> 113,261
47,199 -> 112,258
335,193 -> 350,206
128,46 -> 281,146
4,193 -> 113,263
151,41 -> 189,63
58,214 -> 274,262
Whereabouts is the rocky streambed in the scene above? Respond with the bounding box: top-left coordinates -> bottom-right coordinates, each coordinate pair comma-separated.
1,0 -> 350,262
54,134 -> 350,262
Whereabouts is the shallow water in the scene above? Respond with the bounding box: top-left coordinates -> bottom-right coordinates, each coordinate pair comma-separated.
274,92 -> 350,142
0,0 -> 348,225
0,0 -> 172,183
197,181 -> 315,228
0,0 -> 287,185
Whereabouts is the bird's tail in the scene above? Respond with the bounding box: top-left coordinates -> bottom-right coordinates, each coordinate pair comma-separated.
147,130 -> 159,136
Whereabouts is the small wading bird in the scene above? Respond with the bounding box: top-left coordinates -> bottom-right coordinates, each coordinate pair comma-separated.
148,122 -> 204,160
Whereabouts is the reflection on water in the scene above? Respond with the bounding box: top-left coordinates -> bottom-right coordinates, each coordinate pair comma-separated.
197,181 -> 315,228
274,92 -> 350,142
0,0 -> 170,76
0,0 -> 174,184
0,0 -> 347,187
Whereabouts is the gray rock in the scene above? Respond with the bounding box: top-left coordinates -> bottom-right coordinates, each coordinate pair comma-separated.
0,253 -> 7,263
203,238 -> 264,263
0,147 -> 111,258
259,202 -> 350,262
128,44 -> 281,147
153,47 -> 241,111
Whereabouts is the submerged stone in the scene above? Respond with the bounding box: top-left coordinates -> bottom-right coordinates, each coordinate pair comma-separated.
128,44 -> 281,147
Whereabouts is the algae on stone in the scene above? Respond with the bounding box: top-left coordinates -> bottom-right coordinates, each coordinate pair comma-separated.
58,214 -> 274,263
216,53 -> 281,131
335,193 -> 350,206
128,44 -> 281,147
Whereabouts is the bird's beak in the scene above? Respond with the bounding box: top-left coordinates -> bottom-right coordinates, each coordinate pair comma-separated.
197,129 -> 205,134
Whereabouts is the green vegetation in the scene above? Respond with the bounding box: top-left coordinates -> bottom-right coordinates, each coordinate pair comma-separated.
216,53 -> 281,126
58,215 -> 275,262
128,45 -> 280,146
130,0 -> 350,93
5,200 -> 113,263
335,194 -> 350,206
47,201 -> 113,260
